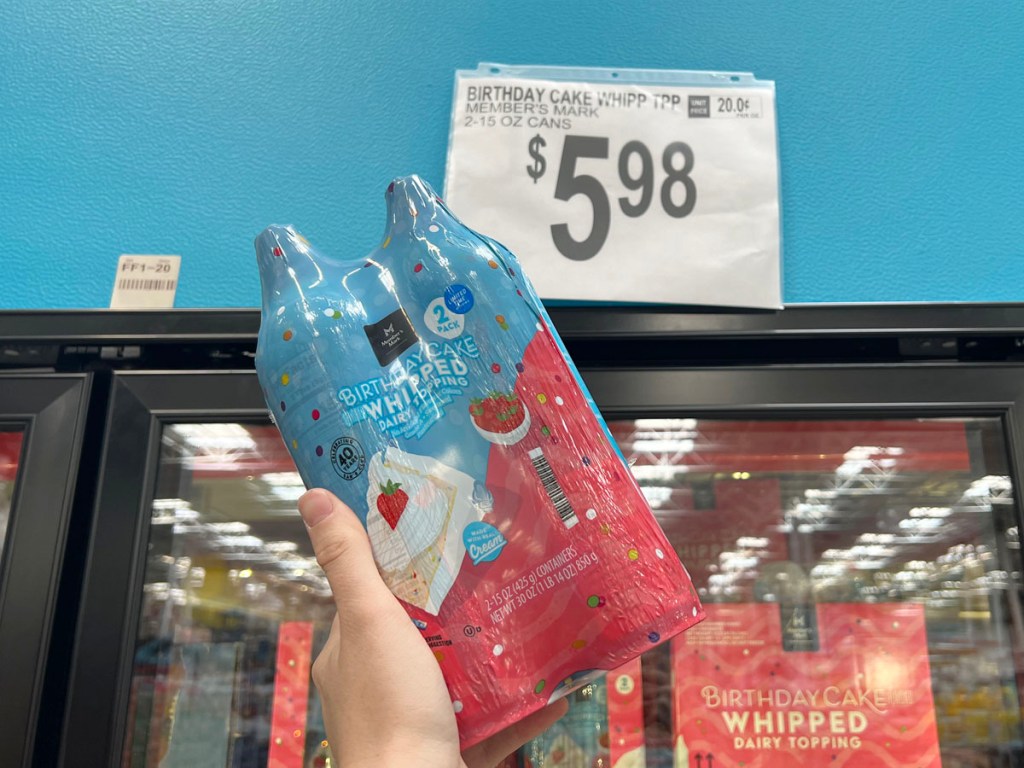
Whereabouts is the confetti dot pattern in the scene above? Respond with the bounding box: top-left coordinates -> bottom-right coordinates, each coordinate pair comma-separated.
252,183 -> 707,747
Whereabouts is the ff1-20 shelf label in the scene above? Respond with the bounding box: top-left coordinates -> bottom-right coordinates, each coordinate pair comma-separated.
445,72 -> 781,308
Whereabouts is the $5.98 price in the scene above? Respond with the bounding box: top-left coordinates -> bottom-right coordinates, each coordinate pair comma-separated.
526,134 -> 696,261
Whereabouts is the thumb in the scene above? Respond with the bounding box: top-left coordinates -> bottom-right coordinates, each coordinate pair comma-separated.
298,488 -> 395,616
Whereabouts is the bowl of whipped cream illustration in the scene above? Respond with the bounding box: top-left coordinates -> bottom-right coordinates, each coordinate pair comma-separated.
469,391 -> 531,445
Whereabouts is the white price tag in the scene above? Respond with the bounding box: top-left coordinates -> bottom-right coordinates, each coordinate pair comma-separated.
110,254 -> 181,309
445,65 -> 781,308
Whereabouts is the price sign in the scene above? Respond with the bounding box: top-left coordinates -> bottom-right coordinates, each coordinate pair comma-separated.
445,65 -> 781,308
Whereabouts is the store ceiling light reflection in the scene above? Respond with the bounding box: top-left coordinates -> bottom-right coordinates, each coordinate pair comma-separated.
262,471 -> 307,501
616,418 -> 1015,613
639,485 -> 674,507
149,491 -> 331,602
151,499 -> 199,524
169,423 -> 257,452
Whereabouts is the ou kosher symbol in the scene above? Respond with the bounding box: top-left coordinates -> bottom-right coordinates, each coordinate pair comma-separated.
425,297 -> 465,339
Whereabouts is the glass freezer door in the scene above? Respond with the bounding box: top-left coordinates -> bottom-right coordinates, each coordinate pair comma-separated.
122,422 -> 334,768
114,426 -> 1024,768
64,367 -> 1024,768
601,416 -> 1022,768
62,372 -> 337,768
513,364 -> 1024,768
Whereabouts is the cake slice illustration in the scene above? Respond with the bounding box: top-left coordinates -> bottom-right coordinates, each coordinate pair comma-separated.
365,447 -> 480,614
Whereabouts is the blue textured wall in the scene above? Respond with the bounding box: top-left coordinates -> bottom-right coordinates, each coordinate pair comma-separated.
1,1 -> 1022,309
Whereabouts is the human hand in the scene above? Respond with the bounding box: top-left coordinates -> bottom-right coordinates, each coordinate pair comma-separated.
298,488 -> 568,767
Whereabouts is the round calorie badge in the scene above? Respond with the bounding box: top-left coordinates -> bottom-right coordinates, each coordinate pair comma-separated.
424,297 -> 465,339
443,284 -> 474,314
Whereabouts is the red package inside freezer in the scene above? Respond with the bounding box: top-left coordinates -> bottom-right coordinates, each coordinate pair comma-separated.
673,603 -> 940,767
255,175 -> 704,747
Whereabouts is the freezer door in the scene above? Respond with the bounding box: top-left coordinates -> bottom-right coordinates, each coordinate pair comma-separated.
62,372 -> 335,768
535,365 -> 1024,768
63,366 -> 1024,768
0,374 -> 91,768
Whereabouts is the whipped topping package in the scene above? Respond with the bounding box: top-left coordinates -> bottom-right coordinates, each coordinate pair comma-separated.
254,175 -> 704,747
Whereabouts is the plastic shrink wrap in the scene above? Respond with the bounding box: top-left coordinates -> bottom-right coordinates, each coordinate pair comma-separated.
254,175 -> 704,747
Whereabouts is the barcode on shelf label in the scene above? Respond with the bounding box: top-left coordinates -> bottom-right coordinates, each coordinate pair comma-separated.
110,255 -> 181,309
528,446 -> 579,529
116,278 -> 177,291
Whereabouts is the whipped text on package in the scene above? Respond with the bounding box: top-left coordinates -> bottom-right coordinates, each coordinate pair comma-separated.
338,335 -> 481,439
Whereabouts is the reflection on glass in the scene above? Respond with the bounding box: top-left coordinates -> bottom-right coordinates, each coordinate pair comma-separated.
0,428 -> 25,577
124,419 -> 1024,767
124,424 -> 334,768
521,418 -> 1024,768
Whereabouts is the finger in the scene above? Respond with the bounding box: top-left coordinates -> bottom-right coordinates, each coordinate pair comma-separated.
462,699 -> 569,768
298,488 -> 395,616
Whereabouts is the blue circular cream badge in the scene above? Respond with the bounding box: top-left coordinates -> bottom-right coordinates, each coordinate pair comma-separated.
424,297 -> 465,339
463,521 -> 507,565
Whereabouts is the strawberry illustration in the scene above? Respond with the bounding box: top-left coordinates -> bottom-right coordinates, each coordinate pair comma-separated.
376,480 -> 408,530
469,391 -> 526,434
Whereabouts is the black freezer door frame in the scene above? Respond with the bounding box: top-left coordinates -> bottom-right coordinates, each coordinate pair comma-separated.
60,364 -> 1024,767
60,371 -> 269,768
0,374 -> 91,768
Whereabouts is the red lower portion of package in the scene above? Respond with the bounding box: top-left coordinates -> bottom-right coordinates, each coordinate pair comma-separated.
403,324 -> 705,748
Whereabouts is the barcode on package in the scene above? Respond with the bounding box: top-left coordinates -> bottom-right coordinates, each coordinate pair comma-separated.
528,447 -> 578,529
117,278 -> 177,291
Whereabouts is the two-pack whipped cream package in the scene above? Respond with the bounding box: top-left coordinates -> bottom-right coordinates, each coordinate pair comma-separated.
254,175 -> 703,747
